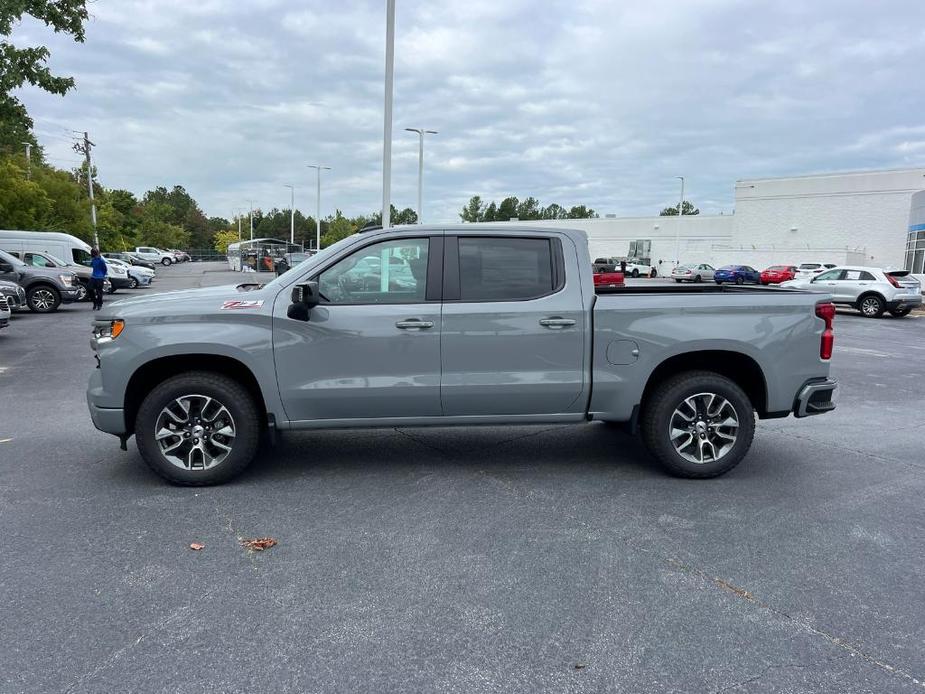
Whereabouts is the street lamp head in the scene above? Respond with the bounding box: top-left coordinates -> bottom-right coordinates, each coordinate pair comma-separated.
425,130 -> 438,135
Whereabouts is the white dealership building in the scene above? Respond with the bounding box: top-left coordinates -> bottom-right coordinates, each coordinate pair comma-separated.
527,167 -> 925,276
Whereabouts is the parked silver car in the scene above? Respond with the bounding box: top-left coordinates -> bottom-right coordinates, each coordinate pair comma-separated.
671,264 -> 715,283
781,266 -> 922,318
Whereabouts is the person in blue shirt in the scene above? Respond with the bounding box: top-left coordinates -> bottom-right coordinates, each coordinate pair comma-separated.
89,248 -> 107,310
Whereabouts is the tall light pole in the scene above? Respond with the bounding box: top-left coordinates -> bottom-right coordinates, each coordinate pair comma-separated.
283,184 -> 295,245
675,176 -> 685,266
307,165 -> 331,251
234,208 -> 243,242
247,200 -> 255,241
404,128 -> 438,224
381,0 -> 396,228
22,142 -> 32,179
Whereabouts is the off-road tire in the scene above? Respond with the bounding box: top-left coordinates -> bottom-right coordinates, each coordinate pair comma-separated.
135,371 -> 261,486
641,370 -> 755,479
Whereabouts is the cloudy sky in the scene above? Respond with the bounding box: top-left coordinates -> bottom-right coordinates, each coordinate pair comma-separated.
14,0 -> 925,222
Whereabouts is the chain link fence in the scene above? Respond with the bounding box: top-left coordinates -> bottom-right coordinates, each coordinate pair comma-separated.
185,249 -> 228,263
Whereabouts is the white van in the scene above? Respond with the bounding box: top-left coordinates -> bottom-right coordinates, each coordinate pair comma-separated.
0,230 -> 95,268
0,230 -> 122,299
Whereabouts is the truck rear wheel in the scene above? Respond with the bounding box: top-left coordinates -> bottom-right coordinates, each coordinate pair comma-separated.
135,371 -> 260,485
641,371 -> 755,478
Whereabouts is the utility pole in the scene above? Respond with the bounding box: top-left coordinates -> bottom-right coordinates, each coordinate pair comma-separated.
234,208 -> 243,242
404,129 -> 438,224
381,0 -> 396,229
247,200 -> 255,241
283,184 -> 295,245
676,176 -> 685,266
74,132 -> 99,249
307,165 -> 331,251
22,142 -> 32,179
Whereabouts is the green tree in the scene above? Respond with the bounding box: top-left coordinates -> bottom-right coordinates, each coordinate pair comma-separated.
460,195 -> 483,222
393,207 -> 418,225
321,210 -> 355,248
496,196 -> 519,221
32,164 -> 89,234
137,201 -> 189,248
659,201 -> 699,216
0,157 -> 51,227
0,1 -> 88,153
213,229 -> 239,254
567,205 -> 597,219
483,201 -> 497,222
516,196 -> 541,220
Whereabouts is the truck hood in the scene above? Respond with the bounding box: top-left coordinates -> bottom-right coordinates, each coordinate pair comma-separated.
102,283 -> 275,318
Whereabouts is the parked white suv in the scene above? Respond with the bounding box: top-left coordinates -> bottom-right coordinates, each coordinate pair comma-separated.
782,266 -> 922,318
134,247 -> 175,266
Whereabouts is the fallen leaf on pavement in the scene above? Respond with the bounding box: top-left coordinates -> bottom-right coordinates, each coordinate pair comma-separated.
240,537 -> 277,551
189,542 -> 205,551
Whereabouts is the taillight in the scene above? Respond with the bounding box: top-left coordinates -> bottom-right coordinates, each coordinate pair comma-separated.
815,302 -> 835,359
886,274 -> 901,288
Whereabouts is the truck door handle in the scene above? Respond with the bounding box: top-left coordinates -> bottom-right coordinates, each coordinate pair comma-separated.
395,319 -> 434,330
539,317 -> 576,328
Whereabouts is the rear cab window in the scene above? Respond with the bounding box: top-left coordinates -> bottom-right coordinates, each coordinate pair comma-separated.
448,236 -> 563,302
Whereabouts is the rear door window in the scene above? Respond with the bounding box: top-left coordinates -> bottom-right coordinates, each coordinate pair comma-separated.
457,237 -> 557,301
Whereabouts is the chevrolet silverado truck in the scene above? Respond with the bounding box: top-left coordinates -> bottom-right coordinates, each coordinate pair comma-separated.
88,225 -> 838,485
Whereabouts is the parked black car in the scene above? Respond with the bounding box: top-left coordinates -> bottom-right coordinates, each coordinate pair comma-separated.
0,249 -> 81,312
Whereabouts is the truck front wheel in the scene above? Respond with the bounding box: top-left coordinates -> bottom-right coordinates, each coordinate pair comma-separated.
640,371 -> 755,478
135,371 -> 261,485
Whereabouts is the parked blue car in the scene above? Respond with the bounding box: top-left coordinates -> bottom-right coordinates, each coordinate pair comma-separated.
714,265 -> 761,285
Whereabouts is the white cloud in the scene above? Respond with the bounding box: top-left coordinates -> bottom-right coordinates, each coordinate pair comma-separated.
16,0 -> 925,222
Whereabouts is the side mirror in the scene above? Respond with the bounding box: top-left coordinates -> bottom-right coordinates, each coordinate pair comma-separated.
287,281 -> 320,321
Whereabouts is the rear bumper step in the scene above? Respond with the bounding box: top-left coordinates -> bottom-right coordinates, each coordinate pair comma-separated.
794,379 -> 838,418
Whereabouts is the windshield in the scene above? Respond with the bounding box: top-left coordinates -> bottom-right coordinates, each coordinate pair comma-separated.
718,265 -> 736,270
72,247 -> 93,266
799,263 -> 821,269
0,249 -> 25,267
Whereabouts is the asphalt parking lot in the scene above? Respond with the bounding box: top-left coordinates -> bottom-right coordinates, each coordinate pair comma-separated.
1,263 -> 924,693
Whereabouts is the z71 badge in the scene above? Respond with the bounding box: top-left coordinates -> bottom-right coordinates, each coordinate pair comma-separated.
221,300 -> 265,310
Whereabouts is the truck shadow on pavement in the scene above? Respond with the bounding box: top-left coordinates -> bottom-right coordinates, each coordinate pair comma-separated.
235,422 -> 674,484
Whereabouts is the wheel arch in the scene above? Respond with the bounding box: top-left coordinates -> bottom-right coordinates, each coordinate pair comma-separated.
855,290 -> 886,308
124,354 -> 268,436
641,350 -> 769,417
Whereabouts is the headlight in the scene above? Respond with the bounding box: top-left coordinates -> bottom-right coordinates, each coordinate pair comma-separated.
93,319 -> 125,342
59,274 -> 74,286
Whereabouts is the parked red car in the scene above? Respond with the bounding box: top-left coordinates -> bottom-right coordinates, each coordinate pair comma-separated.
593,269 -> 625,288
760,265 -> 798,284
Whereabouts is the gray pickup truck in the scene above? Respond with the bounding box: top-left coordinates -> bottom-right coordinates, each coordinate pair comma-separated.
88,225 -> 837,485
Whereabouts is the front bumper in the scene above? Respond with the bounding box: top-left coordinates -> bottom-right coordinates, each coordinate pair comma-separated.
794,379 -> 838,417
60,287 -> 81,303
87,368 -> 127,435
110,277 -> 133,290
